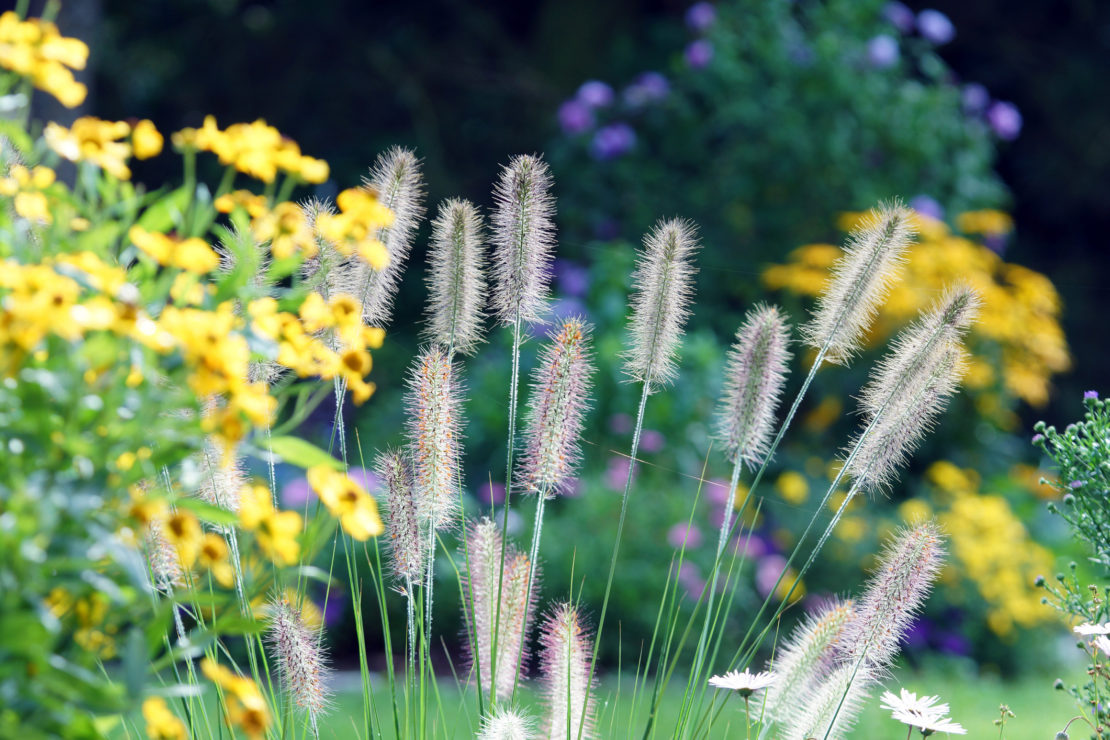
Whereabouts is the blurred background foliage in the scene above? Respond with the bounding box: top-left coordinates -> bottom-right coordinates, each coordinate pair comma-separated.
40,0 -> 1110,676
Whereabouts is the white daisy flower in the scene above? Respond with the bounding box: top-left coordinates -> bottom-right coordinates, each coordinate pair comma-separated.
912,714 -> 967,736
880,688 -> 950,719
1073,622 -> 1110,636
707,669 -> 776,697
1095,635 -> 1110,657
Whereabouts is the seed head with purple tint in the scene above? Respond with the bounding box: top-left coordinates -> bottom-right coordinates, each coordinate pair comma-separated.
404,345 -> 463,530
538,603 -> 597,739
490,155 -> 556,327
376,449 -> 428,587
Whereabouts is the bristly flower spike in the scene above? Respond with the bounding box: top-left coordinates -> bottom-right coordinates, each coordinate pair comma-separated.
785,662 -> 876,740
424,197 -> 488,355
716,303 -> 792,468
404,345 -> 463,531
357,146 -> 425,327
266,595 -> 330,721
539,603 -> 597,740
477,707 -> 537,740
623,218 -> 700,393
517,317 -> 596,496
462,518 -> 539,702
762,598 -> 854,726
489,154 -> 556,327
839,521 -> 945,669
845,341 -> 967,494
375,449 -> 428,587
802,201 -> 915,365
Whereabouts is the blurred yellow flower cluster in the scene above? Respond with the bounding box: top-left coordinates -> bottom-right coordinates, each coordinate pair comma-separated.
45,588 -> 118,658
44,117 -> 162,180
0,164 -> 55,223
0,11 -> 88,107
175,116 -> 329,184
142,697 -> 187,740
925,461 -> 1055,637
130,225 -> 220,273
217,192 -> 319,259
764,210 -> 1070,414
307,464 -> 384,540
201,658 -> 271,738
315,186 -> 394,268
239,484 -> 303,565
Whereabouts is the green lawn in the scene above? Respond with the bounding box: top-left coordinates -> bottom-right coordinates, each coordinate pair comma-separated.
304,660 -> 1080,739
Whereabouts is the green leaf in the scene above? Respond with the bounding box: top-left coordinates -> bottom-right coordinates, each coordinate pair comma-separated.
135,185 -> 191,233
175,497 -> 238,526
268,436 -> 342,470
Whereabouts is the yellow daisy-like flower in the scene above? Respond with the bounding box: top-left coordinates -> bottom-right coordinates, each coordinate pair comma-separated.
201,659 -> 271,739
0,12 -> 88,107
307,465 -> 384,541
199,533 -> 235,588
142,697 -> 188,740
313,187 -> 393,267
44,117 -> 132,179
129,226 -> 220,274
238,484 -> 302,565
164,510 -> 203,570
132,119 -> 164,160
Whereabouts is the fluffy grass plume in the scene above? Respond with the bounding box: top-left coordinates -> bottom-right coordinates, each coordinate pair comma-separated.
857,283 -> 980,421
489,154 -> 556,327
517,317 -> 595,496
462,518 -> 539,701
375,449 -> 427,587
763,598 -> 854,725
802,202 -> 915,365
265,595 -> 330,720
357,147 -> 426,327
538,603 -> 597,740
845,341 -> 967,493
404,345 -> 463,530
195,437 -> 245,514
623,218 -> 699,392
424,197 -> 488,355
145,520 -> 185,592
715,303 -> 792,468
840,522 -> 945,669
784,662 -> 875,740
477,707 -> 537,740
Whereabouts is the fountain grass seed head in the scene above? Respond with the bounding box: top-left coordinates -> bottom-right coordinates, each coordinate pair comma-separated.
840,521 -> 945,669
265,594 -> 330,719
462,517 -> 539,702
623,218 -> 700,393
490,154 -> 556,327
404,345 -> 463,530
375,449 -> 427,588
802,201 -> 915,365
538,603 -> 597,740
195,436 -> 245,515
845,341 -> 967,494
477,707 -> 537,740
424,198 -> 487,355
716,303 -> 792,468
785,662 -> 876,740
145,519 -> 185,592
763,597 -> 855,725
517,317 -> 595,496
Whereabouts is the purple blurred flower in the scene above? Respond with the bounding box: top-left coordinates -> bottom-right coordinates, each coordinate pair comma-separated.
605,455 -> 635,491
936,631 -> 971,655
282,476 -> 311,507
1070,480 -> 1085,489
962,83 -> 990,114
917,9 -> 955,45
556,259 -> 590,298
756,554 -> 787,598
910,194 -> 945,221
623,72 -> 670,107
983,232 -> 1009,255
667,522 -> 704,549
685,39 -> 714,69
866,35 -> 899,68
478,481 -> 506,505
883,2 -> 915,33
609,413 -> 632,435
577,80 -> 615,108
730,533 -> 769,559
987,100 -> 1023,140
685,2 -> 716,32
705,479 -> 732,506
640,429 -> 666,454
593,217 -> 621,241
323,594 -> 345,627
677,561 -> 706,599
590,122 -> 637,160
905,617 -> 930,650
558,99 -> 594,135
551,296 -> 588,320
348,466 -> 379,492
1085,390 -> 1099,400
1031,433 -> 1044,444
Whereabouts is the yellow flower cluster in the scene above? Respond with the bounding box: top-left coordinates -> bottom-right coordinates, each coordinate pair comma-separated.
0,164 -> 56,223
307,465 -> 383,540
175,116 -> 329,184
764,209 -> 1070,410
130,226 -> 220,273
239,484 -> 302,565
45,588 -> 118,658
250,293 -> 384,404
142,697 -> 187,740
0,11 -> 88,107
314,187 -> 394,267
201,658 -> 271,739
926,461 -> 1055,637
44,116 -> 163,180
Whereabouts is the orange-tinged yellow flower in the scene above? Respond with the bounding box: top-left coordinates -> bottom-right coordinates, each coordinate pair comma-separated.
130,226 -> 220,274
314,187 -> 392,266
199,533 -> 235,588
132,119 -> 164,159
164,510 -> 203,569
142,697 -> 187,740
238,484 -> 302,564
45,117 -> 132,179
307,465 -> 383,540
214,189 -> 267,218
251,201 -> 317,259
201,658 -> 271,739
183,115 -> 329,185
0,12 -> 88,107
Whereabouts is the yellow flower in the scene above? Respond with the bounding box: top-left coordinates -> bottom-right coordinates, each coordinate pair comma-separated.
214,189 -> 267,218
775,471 -> 809,505
45,117 -> 132,179
238,484 -> 302,565
201,659 -> 271,739
957,209 -> 1013,236
898,498 -> 933,524
0,164 -> 57,224
307,465 -> 384,540
129,226 -> 220,274
314,187 -> 393,266
0,12 -> 88,107
183,116 -> 329,184
199,533 -> 235,588
132,119 -> 164,159
251,201 -> 317,259
164,510 -> 203,570
142,697 -> 187,740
